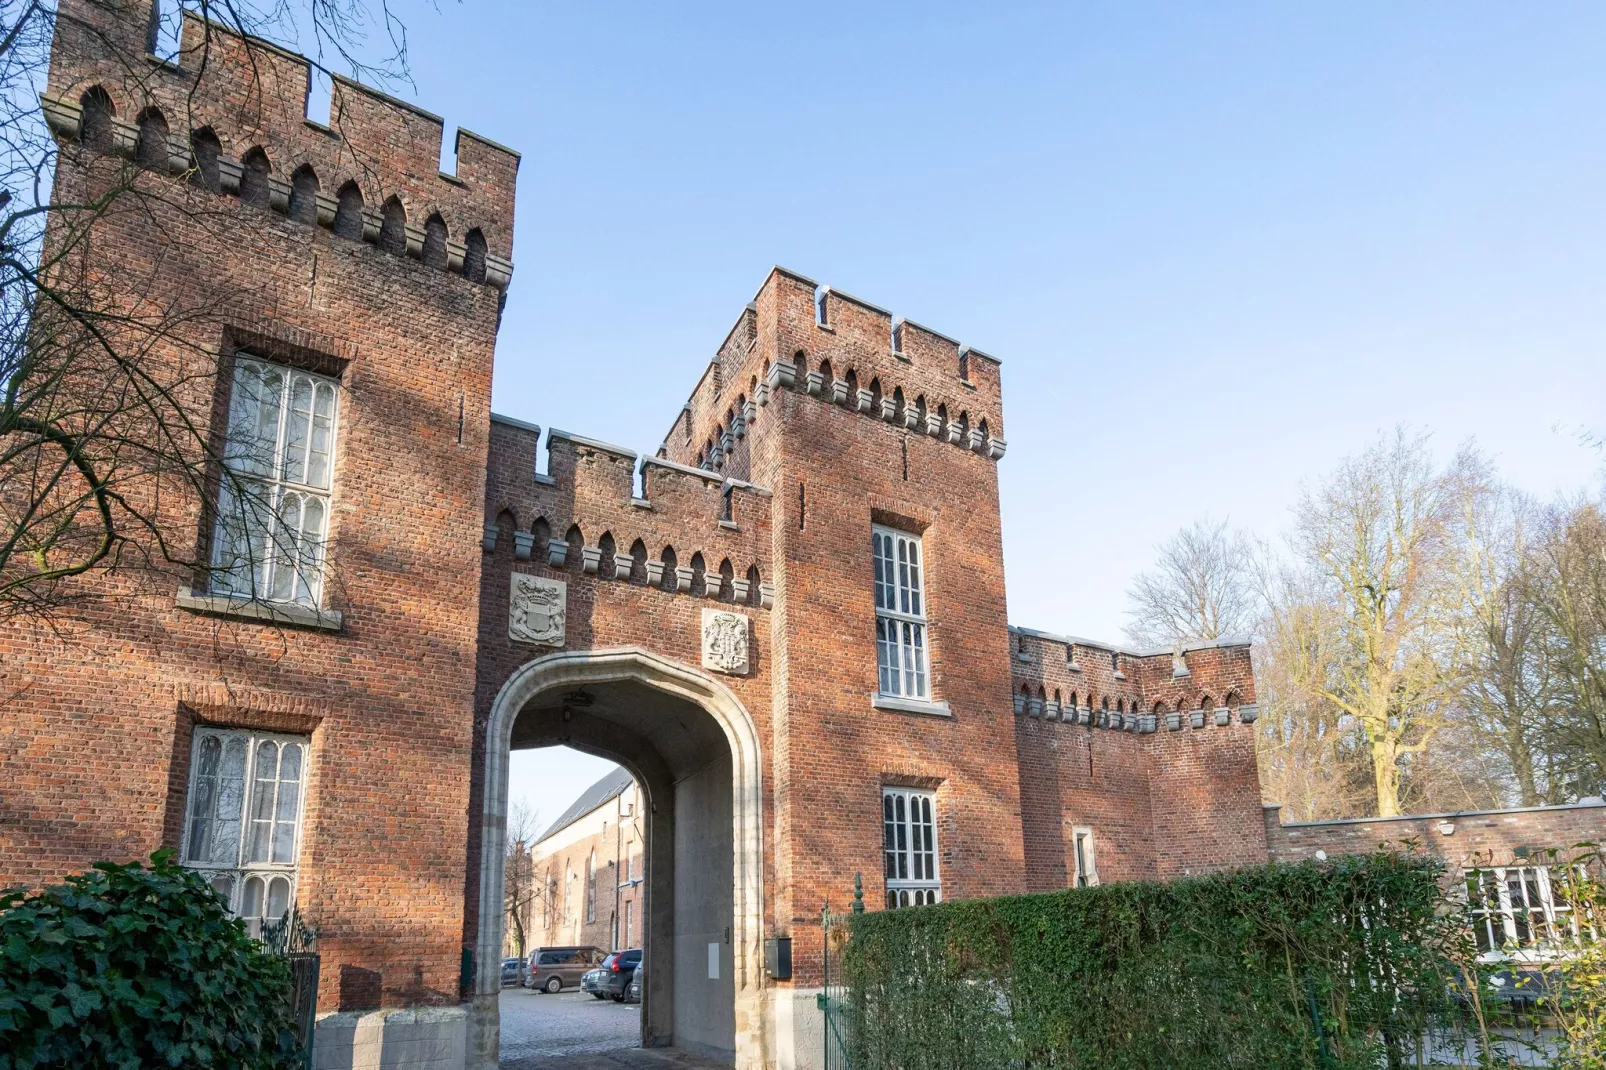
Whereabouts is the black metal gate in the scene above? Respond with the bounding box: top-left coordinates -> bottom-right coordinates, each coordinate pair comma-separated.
264,909 -> 319,1068
819,874 -> 864,1070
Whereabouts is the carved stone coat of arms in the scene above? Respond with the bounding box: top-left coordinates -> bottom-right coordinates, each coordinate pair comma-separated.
701,609 -> 750,675
509,574 -> 567,646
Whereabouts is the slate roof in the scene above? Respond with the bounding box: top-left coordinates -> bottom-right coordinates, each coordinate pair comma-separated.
536,766 -> 634,844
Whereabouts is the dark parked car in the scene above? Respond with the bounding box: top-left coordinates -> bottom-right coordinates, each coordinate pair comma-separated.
525,945 -> 605,993
581,949 -> 642,1001
500,957 -> 523,987
625,961 -> 643,1004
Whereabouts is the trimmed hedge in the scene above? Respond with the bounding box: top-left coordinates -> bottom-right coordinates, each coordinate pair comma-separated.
843,852 -> 1453,1070
0,850 -> 299,1070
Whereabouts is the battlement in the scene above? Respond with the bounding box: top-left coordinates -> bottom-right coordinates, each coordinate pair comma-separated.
483,416 -> 773,610
662,267 -> 1007,473
43,0 -> 516,283
1007,626 -> 1258,733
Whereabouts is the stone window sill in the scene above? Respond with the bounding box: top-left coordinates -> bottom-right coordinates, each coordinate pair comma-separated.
871,693 -> 952,718
176,586 -> 343,631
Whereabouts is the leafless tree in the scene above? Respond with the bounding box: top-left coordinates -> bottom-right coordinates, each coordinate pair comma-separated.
0,0 -> 413,627
1124,518 -> 1260,649
1527,498 -> 1606,797
503,800 -> 542,961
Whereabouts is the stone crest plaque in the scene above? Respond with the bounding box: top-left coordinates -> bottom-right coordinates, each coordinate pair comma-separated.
701,608 -> 750,675
509,574 -> 567,646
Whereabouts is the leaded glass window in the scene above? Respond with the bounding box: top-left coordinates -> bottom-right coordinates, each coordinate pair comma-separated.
211,357 -> 339,607
883,788 -> 940,908
873,526 -> 929,700
182,728 -> 307,937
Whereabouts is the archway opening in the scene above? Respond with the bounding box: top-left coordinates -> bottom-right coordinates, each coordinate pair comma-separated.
475,649 -> 760,1069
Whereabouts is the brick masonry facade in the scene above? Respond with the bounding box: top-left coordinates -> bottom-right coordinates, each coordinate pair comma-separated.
522,780 -> 647,956
6,3 -> 1267,1067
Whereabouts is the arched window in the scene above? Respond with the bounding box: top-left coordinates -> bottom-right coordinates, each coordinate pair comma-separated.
190,128 -> 221,192
422,212 -> 448,268
563,524 -> 584,570
379,196 -> 407,255
892,387 -> 906,423
976,418 -> 990,452
79,87 -> 114,152
532,518 -> 551,560
597,531 -> 617,580
463,227 -> 487,282
935,404 -> 949,437
718,559 -> 735,602
689,552 -> 707,598
585,851 -> 596,923
289,164 -> 319,225
660,546 -> 678,592
135,107 -> 168,170
745,564 -> 762,606
240,148 -> 271,209
333,181 -> 364,240
630,539 -> 648,584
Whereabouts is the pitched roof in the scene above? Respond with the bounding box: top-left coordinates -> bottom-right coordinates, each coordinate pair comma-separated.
536,766 -> 634,844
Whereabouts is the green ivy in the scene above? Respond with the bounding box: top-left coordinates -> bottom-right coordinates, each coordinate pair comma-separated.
843,852 -> 1458,1070
0,850 -> 299,1069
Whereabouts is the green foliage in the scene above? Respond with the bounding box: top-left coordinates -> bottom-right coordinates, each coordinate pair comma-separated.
0,850 -> 299,1069
843,852 -> 1459,1070
1536,846 -> 1606,1070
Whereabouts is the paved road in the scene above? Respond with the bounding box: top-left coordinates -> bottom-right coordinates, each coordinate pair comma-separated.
499,986 -> 642,1062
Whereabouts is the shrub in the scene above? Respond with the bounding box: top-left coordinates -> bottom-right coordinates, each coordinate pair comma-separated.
0,849 -> 299,1069
843,851 -> 1457,1070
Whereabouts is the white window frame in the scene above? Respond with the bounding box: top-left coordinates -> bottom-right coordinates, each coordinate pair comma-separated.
1073,827 -> 1099,888
883,787 -> 940,908
211,356 -> 340,609
873,526 -> 930,701
586,850 -> 597,923
180,727 -> 308,938
1466,862 -> 1594,962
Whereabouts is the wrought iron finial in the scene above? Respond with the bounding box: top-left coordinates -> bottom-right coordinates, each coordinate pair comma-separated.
852,872 -> 864,913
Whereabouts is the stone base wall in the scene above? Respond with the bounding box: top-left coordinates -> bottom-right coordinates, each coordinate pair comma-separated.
314,1006 -> 468,1070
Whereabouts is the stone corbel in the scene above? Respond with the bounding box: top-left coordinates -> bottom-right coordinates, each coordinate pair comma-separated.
805,370 -> 825,397
165,135 -> 191,175
741,398 -> 757,429
924,413 -> 942,438
675,566 -> 694,594
485,254 -> 514,289
967,427 -> 986,452
217,156 -> 243,195
1073,707 -> 1089,726
581,546 -> 602,575
1138,715 -> 1157,734
945,424 -> 963,446
314,192 -> 338,227
856,388 -> 874,414
1013,693 -> 1026,715
1189,709 -> 1206,729
404,222 -> 426,258
758,582 -> 775,609
613,553 -> 636,581
513,531 -> 534,561
266,175 -> 292,214
1044,701 -> 1061,720
1164,711 -> 1183,731
708,445 -> 724,469
902,409 -> 921,431
1027,697 -> 1043,717
39,92 -> 82,139
1125,715 -> 1140,733
719,431 -> 734,455
361,210 -> 382,243
987,437 -> 1008,460
645,561 -> 665,587
830,379 -> 850,406
1213,706 -> 1231,727
766,362 -> 795,391
731,577 -> 750,603
481,523 -> 499,553
546,539 -> 568,568
109,117 -> 139,158
754,382 -> 771,406
880,397 -> 898,423
446,239 -> 467,273
1238,704 -> 1260,725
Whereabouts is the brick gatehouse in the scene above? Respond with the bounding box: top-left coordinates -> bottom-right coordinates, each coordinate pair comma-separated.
2,3 -> 1264,1067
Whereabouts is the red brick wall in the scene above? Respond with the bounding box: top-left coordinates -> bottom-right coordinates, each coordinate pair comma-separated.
1265,801 -> 1606,872
4,0 -> 515,1013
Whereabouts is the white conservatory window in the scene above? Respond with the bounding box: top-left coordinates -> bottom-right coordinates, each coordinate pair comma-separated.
883,788 -> 940,908
211,357 -> 339,607
181,728 -> 308,937
873,526 -> 929,700
1466,863 -> 1594,961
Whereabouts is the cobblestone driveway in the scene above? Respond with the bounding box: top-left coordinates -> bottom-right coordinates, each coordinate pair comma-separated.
497,987 -> 728,1069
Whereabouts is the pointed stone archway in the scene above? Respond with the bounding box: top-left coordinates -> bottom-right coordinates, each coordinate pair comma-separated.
468,647 -> 765,1069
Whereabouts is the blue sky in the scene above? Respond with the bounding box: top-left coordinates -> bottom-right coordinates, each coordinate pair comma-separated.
337,1 -> 1606,823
